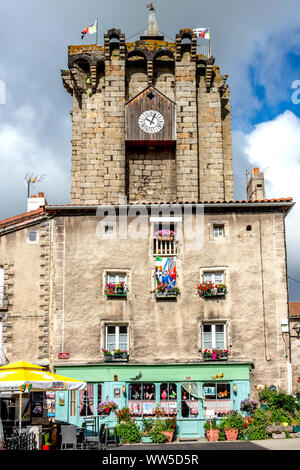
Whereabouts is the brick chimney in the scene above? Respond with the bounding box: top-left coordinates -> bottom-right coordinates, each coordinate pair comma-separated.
247,168 -> 265,201
27,192 -> 47,212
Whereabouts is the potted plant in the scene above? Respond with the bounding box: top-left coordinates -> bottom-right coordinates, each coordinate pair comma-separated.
154,229 -> 176,241
155,283 -> 180,298
204,419 -> 220,441
162,417 -> 176,443
115,281 -> 126,294
103,349 -> 113,361
196,281 -> 227,297
98,400 -> 118,415
220,411 -> 244,441
240,399 -> 258,416
141,418 -> 154,443
202,348 -> 229,360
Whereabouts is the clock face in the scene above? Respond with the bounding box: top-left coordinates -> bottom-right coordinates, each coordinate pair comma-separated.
138,110 -> 164,134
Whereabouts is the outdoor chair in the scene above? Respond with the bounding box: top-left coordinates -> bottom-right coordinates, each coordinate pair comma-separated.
82,423 -> 106,450
61,424 -> 77,450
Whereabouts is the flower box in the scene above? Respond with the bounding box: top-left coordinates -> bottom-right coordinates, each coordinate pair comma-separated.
197,282 -> 227,298
106,292 -> 127,297
155,292 -> 178,299
203,349 -> 229,361
104,351 -> 129,362
155,230 -> 175,242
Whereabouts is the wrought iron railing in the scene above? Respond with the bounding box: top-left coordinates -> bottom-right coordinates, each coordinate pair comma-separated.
153,238 -> 177,256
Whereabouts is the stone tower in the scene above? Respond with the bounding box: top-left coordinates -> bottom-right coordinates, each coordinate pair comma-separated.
61,7 -> 234,204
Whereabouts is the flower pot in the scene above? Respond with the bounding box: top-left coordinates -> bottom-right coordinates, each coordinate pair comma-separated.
42,444 -> 50,450
141,435 -> 153,443
293,425 -> 300,433
158,235 -> 174,241
225,428 -> 239,441
206,429 -> 220,442
162,431 -> 174,443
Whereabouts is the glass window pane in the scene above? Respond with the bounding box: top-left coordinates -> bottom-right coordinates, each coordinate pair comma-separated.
119,326 -> 128,334
214,272 -> 224,283
203,324 -> 212,333
215,324 -> 224,333
143,384 -> 155,400
204,273 -> 212,282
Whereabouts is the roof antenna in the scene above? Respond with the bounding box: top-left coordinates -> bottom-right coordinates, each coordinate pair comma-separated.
24,172 -> 45,198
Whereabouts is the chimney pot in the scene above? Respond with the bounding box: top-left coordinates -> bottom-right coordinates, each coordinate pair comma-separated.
253,168 -> 259,173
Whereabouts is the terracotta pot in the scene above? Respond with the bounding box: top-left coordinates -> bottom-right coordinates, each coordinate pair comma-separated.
206,429 -> 220,442
158,235 -> 174,241
162,431 -> 174,443
225,428 -> 239,441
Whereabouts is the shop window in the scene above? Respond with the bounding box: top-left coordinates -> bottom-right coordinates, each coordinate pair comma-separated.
105,325 -> 129,352
203,382 -> 231,417
31,392 -> 44,418
160,383 -> 177,416
181,385 -> 199,418
128,383 -> 156,417
79,384 -> 94,416
202,323 -> 226,350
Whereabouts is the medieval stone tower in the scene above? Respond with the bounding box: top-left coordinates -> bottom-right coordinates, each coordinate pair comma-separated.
61,6 -> 234,204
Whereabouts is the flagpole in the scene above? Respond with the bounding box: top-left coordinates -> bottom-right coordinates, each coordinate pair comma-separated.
96,18 -> 98,45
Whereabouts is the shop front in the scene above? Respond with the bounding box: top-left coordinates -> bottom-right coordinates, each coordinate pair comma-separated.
54,362 -> 253,438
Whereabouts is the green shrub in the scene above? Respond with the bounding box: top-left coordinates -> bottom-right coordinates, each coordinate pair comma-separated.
141,417 -> 153,434
149,419 -> 167,443
258,389 -> 298,414
245,408 -> 268,440
116,419 -> 141,444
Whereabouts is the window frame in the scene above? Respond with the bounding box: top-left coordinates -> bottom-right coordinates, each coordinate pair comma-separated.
203,271 -> 224,284
105,324 -> 129,352
202,323 -> 227,350
213,224 -> 225,239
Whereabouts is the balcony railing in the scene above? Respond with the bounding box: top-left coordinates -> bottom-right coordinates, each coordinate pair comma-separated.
153,237 -> 177,256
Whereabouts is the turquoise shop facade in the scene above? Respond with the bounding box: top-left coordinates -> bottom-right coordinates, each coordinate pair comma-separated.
54,362 -> 253,438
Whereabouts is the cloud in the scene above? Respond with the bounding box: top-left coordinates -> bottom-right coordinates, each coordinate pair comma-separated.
233,110 -> 300,298
0,107 -> 70,218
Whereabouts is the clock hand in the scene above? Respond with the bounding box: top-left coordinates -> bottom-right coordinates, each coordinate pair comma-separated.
150,112 -> 156,125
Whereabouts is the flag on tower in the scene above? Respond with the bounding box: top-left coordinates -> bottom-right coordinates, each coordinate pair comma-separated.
193,28 -> 210,40
81,20 -> 98,39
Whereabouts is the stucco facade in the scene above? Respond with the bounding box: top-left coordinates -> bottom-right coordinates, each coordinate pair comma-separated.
0,10 -> 297,436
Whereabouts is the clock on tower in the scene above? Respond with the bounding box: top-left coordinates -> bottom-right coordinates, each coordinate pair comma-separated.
125,85 -> 176,146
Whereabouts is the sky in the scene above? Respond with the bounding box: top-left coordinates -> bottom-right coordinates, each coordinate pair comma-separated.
0,0 -> 300,300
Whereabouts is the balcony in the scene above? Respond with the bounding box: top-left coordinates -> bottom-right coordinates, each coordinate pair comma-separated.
153,230 -> 177,256
155,285 -> 180,300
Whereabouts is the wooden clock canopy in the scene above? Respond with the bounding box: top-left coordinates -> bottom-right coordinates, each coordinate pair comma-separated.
125,85 -> 176,147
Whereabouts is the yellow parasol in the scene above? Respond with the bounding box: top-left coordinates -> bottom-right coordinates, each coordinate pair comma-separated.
0,361 -> 86,431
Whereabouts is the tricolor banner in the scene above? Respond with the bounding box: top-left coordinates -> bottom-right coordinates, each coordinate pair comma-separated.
81,20 -> 98,39
193,28 -> 210,40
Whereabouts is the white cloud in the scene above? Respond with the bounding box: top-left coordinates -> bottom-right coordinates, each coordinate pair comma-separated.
0,118 -> 70,218
234,111 -> 300,288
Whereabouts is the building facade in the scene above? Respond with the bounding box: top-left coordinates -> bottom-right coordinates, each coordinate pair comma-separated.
0,9 -> 296,437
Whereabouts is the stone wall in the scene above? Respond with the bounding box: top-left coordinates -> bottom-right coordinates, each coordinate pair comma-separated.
127,147 -> 176,202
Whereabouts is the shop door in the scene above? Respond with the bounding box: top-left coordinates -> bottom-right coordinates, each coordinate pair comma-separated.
177,384 -> 204,438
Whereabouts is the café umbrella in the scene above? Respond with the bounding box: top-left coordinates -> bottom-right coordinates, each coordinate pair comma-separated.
0,361 -> 87,431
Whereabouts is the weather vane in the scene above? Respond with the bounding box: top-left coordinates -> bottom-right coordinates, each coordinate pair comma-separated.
24,172 -> 45,198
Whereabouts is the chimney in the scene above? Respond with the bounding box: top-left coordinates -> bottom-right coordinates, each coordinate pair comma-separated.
247,168 -> 265,201
27,192 -> 47,212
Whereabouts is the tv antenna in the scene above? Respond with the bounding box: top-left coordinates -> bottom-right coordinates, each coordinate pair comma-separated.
24,172 -> 45,198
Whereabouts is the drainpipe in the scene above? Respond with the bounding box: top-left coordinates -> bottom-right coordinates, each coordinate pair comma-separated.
258,216 -> 271,362
283,214 -> 293,394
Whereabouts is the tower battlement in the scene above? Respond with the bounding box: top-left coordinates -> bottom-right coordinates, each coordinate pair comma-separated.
62,26 -> 233,205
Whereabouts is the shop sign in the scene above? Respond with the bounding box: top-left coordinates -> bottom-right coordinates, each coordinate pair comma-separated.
58,352 -> 70,359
